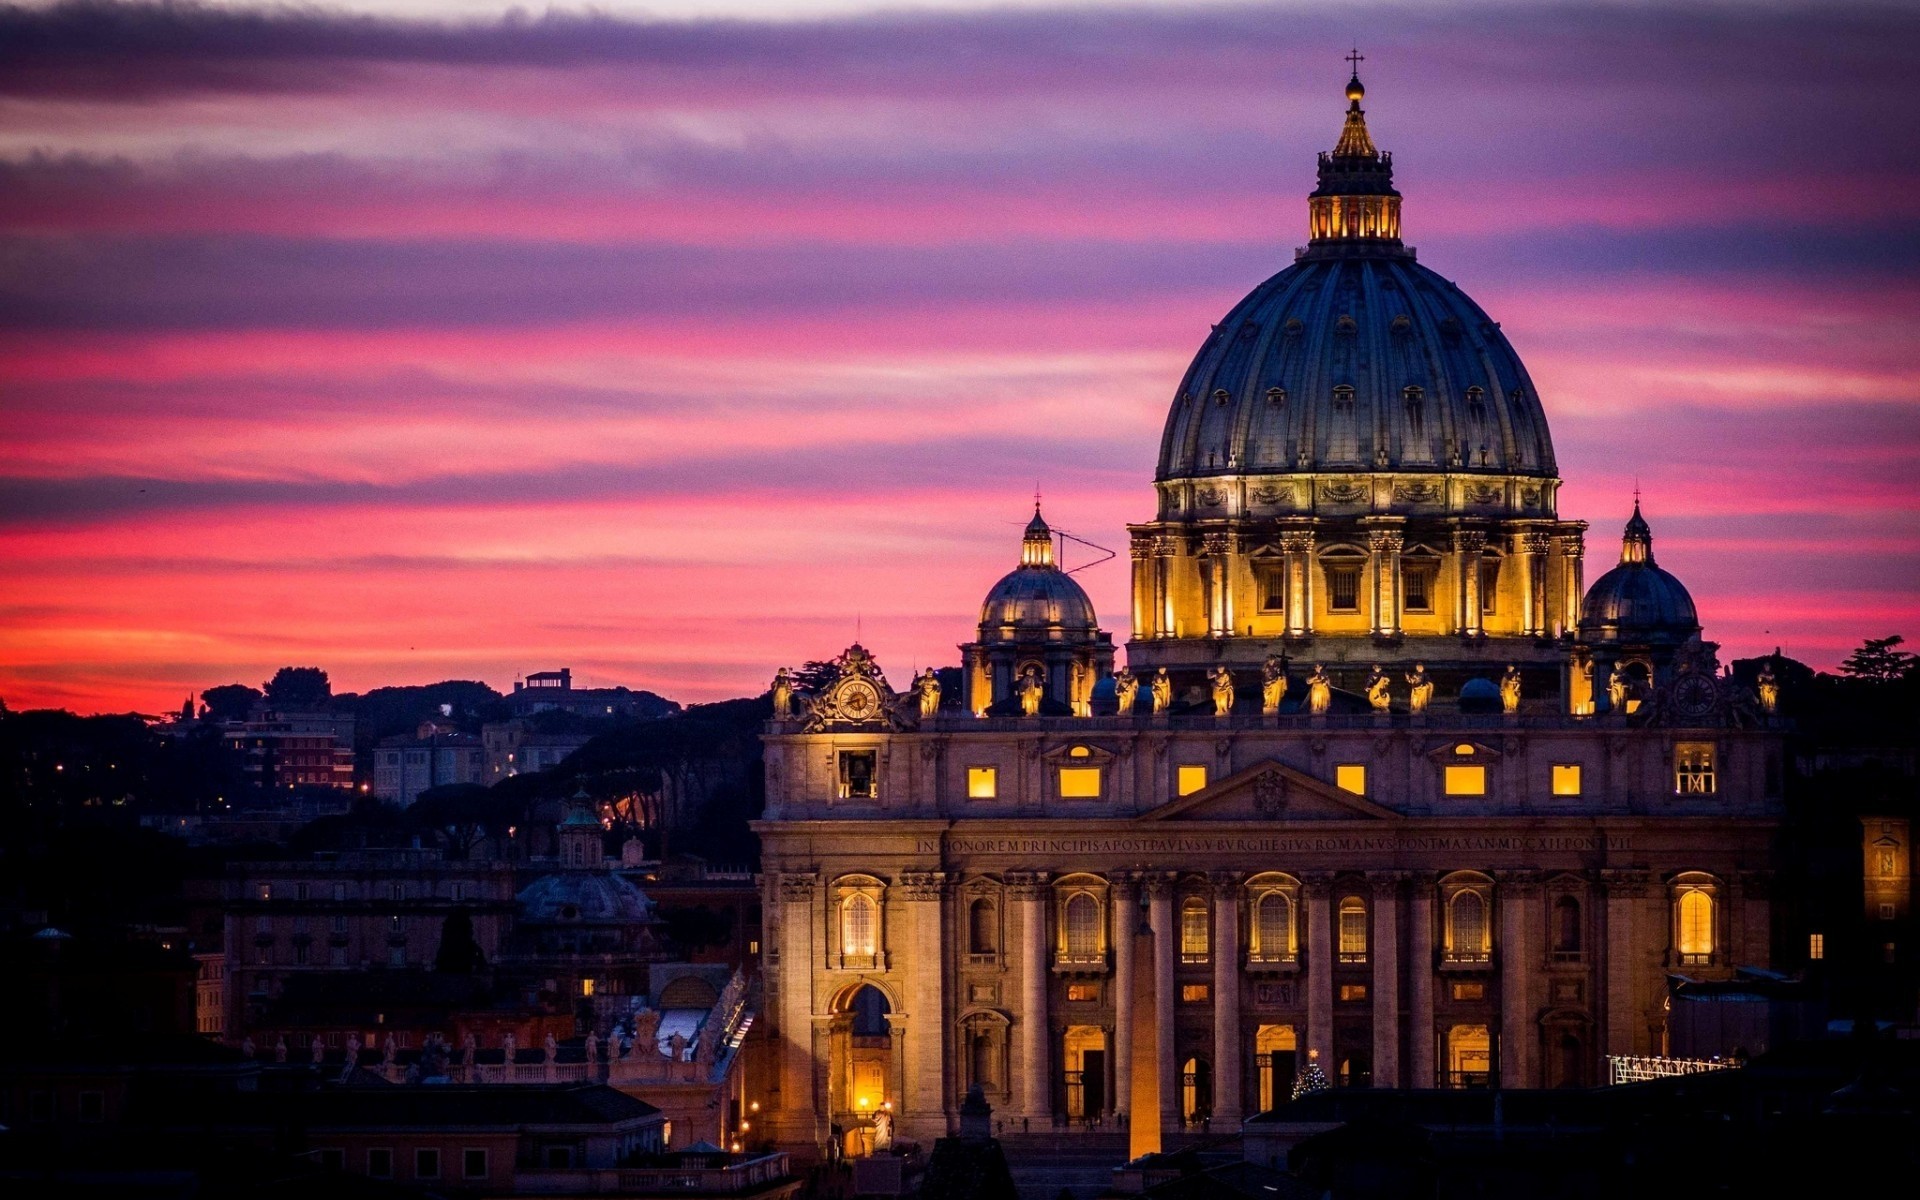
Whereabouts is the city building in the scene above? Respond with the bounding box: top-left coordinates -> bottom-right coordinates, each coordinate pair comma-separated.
217,847 -> 518,1039
507,668 -> 679,721
483,718 -> 594,781
373,720 -> 486,805
751,69 -> 1785,1159
226,713 -> 355,791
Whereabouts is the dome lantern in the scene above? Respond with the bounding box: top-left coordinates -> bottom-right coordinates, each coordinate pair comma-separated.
1021,505 -> 1056,568
1309,56 -> 1402,250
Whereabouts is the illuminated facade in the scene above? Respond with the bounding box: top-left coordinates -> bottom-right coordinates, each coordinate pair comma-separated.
753,70 -> 1783,1156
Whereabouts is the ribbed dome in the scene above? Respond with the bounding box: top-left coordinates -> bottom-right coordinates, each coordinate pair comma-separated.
517,872 -> 655,925
977,506 -> 1100,642
1580,504 -> 1699,643
1158,254 -> 1557,481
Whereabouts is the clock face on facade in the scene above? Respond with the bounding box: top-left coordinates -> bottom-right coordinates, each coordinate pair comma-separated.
1671,673 -> 1718,720
836,680 -> 879,720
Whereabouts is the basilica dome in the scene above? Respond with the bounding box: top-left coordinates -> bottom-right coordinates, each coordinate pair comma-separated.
977,508 -> 1101,642
1158,253 -> 1557,481
1580,504 -> 1699,644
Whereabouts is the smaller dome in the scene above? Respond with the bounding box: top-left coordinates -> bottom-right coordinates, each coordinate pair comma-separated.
517,872 -> 655,925
1580,503 -> 1700,643
1345,72 -> 1365,103
978,506 -> 1100,640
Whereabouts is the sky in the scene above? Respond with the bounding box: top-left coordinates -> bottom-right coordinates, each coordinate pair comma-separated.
1,0 -> 1917,715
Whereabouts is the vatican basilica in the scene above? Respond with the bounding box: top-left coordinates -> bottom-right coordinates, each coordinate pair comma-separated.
753,70 -> 1784,1158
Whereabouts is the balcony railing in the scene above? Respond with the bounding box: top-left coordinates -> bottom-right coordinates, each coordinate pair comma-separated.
514,1152 -> 792,1195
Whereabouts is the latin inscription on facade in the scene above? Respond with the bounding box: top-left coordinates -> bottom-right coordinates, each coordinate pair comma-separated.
927,833 -> 1628,856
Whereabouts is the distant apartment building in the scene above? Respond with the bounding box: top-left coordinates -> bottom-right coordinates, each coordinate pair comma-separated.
482,719 -> 593,782
220,848 -> 518,1039
374,721 -> 486,805
226,713 -> 355,791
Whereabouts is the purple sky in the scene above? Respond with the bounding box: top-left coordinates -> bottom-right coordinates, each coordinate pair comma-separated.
2,1 -> 1916,712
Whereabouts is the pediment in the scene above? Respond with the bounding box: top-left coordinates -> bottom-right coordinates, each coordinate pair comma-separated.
1137,759 -> 1399,822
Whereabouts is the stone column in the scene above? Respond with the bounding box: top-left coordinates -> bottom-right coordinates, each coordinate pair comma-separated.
1554,530 -> 1585,638
1111,874 -> 1138,1122
1202,533 -> 1229,637
1601,870 -> 1650,1058
774,873 -> 819,1146
900,872 -> 948,1133
1456,529 -> 1487,637
1153,535 -> 1177,637
1365,532 -> 1384,636
1498,878 -> 1536,1088
1303,876 -> 1334,1070
1370,874 -> 1402,1088
1009,871 -> 1051,1121
1147,874 -> 1178,1128
1407,883 -> 1435,1088
1130,537 -> 1152,639
1384,531 -> 1404,638
1520,531 -> 1550,636
1282,528 -> 1314,637
1210,873 -> 1243,1122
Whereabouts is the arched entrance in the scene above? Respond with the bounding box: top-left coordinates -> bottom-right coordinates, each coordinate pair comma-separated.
1180,1056 -> 1211,1126
830,984 -> 893,1157
1062,1025 -> 1107,1119
1254,1025 -> 1297,1113
1446,1024 -> 1491,1089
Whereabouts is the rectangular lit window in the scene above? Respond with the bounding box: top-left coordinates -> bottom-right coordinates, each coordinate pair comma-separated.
1551,764 -> 1582,796
1327,565 -> 1361,612
1177,765 -> 1209,796
1058,767 -> 1102,798
1808,933 -> 1825,961
1675,743 -> 1716,795
1338,983 -> 1369,1002
1450,981 -> 1486,1001
838,750 -> 878,799
967,767 -> 998,799
1066,983 -> 1098,1002
1480,559 -> 1500,615
1403,566 -> 1432,612
581,979 -> 594,997
1444,765 -> 1487,796
1259,567 -> 1287,613
1335,764 -> 1367,795
1180,984 -> 1210,1003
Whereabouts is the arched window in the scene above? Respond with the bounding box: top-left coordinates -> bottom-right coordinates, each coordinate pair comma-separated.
1254,892 -> 1295,962
1552,896 -> 1582,958
1446,890 -> 1489,963
1181,896 -> 1210,963
842,893 -> 878,961
1337,896 -> 1368,962
1677,889 -> 1714,963
969,899 -> 997,956
971,1031 -> 996,1087
1064,893 -> 1101,962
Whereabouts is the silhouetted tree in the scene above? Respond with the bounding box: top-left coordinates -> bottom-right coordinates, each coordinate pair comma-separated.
1841,635 -> 1918,684
264,667 -> 332,708
200,683 -> 263,721
434,908 -> 487,974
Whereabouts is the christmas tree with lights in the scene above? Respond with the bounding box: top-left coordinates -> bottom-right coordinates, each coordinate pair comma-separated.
1291,1048 -> 1331,1101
